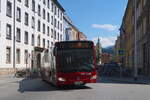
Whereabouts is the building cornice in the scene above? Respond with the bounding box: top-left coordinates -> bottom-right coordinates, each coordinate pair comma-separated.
52,0 -> 65,12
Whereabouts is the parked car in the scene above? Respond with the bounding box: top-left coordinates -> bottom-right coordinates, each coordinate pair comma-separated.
121,68 -> 132,77
101,62 -> 122,77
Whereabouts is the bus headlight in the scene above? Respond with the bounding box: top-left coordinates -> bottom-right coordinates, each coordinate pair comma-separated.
90,75 -> 97,79
58,77 -> 66,82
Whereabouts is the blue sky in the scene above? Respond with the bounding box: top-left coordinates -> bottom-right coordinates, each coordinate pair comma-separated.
59,0 -> 128,47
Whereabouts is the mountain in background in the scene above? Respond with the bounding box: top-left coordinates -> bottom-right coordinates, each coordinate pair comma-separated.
102,46 -> 114,54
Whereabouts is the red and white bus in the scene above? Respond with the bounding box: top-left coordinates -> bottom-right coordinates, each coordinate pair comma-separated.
40,41 -> 97,86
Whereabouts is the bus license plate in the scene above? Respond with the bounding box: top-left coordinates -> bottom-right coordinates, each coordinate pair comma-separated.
75,81 -> 83,85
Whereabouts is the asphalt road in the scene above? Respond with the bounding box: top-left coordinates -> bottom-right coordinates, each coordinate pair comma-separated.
0,76 -> 150,100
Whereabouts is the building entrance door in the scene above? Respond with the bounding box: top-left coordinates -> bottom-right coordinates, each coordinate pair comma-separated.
37,53 -> 41,68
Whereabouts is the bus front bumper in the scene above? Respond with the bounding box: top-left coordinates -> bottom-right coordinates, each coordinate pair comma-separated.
56,78 -> 97,86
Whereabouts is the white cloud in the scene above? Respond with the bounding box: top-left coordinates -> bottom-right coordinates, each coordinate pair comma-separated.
92,36 -> 117,48
92,24 -> 118,31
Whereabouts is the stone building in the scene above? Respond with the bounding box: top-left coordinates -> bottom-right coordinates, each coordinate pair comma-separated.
136,0 -> 150,76
115,0 -> 150,77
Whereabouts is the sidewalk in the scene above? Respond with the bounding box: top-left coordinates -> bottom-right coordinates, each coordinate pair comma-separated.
0,74 -> 22,86
104,76 -> 150,85
0,74 -> 15,79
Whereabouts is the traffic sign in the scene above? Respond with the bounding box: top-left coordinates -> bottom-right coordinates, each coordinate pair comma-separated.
118,49 -> 124,56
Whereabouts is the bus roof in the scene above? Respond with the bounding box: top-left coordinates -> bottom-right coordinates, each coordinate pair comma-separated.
55,41 -> 94,50
55,40 -> 94,45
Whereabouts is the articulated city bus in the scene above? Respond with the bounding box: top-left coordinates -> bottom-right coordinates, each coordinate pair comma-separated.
40,41 -> 97,86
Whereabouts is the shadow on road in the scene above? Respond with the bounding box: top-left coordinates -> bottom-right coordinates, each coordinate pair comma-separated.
97,77 -> 136,84
18,78 -> 92,93
97,76 -> 150,85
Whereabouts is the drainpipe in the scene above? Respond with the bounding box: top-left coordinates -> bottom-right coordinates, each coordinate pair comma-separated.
13,0 -> 16,70
134,0 -> 138,81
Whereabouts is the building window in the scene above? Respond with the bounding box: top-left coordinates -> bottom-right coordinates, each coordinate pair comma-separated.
47,40 -> 49,48
6,24 -> 11,39
51,29 -> 53,38
37,35 -> 41,46
24,50 -> 28,64
54,18 -> 56,27
16,7 -> 21,22
60,23 -> 62,31
43,38 -> 45,48
58,9 -> 59,18
47,12 -> 50,23
58,21 -> 59,29
16,49 -> 20,64
17,0 -> 21,2
47,0 -> 50,9
6,1 -> 12,17
60,34 -> 62,41
38,5 -> 41,16
24,12 -> 29,26
6,47 -> 11,64
57,33 -> 59,41
51,16 -> 53,25
24,31 -> 28,44
16,28 -> 21,42
47,26 -> 50,36
54,6 -> 57,15
43,9 -> 46,19
54,30 -> 56,39
43,23 -> 45,34
43,0 -> 46,5
60,12 -> 63,20
51,2 -> 53,12
51,42 -> 53,47
38,20 -> 41,32
25,0 -> 29,7
31,16 -> 35,29
32,0 -> 35,12
31,34 -> 34,46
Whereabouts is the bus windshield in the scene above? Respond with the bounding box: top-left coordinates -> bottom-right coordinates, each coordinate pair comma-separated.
58,49 -> 95,73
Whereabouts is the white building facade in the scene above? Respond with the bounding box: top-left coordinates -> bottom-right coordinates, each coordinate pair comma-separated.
0,0 -> 64,72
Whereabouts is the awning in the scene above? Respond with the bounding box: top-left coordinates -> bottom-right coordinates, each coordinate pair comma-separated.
34,47 -> 45,52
